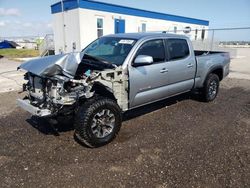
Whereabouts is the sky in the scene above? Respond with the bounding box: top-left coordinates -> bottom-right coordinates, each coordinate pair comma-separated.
0,0 -> 250,40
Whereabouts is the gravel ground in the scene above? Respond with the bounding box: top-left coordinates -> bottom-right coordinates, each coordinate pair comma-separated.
0,78 -> 249,188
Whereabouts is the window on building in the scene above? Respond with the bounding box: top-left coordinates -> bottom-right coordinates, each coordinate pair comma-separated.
136,39 -> 165,63
201,29 -> 205,40
174,26 -> 177,33
141,23 -> 146,32
195,29 -> 198,40
166,39 -> 190,61
97,18 -> 103,38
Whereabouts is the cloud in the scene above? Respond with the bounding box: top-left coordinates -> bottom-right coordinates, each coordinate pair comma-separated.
14,20 -> 21,24
0,21 -> 6,27
47,23 -> 52,28
0,20 -> 53,37
0,8 -> 21,16
23,22 -> 32,27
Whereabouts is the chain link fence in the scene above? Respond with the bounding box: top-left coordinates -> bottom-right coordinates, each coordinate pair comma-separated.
168,27 -> 250,58
1,27 -> 250,58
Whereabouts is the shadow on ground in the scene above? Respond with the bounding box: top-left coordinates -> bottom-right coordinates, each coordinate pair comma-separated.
25,86 -> 250,142
25,91 -> 203,136
123,91 -> 203,121
26,115 -> 75,136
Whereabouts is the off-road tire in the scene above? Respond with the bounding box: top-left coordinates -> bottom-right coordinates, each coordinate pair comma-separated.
201,73 -> 220,102
74,96 -> 122,148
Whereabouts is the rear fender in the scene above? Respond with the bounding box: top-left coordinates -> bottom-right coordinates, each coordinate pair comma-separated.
203,66 -> 223,86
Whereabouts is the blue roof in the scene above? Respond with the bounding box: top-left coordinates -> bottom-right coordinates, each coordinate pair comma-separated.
0,40 -> 18,49
51,0 -> 209,26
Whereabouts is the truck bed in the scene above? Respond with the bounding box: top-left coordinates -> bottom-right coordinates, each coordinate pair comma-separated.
194,50 -> 228,57
194,50 -> 230,88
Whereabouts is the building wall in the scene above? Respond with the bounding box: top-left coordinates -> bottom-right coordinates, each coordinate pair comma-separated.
53,12 -> 64,53
53,8 -> 209,54
16,42 -> 37,49
53,9 -> 81,53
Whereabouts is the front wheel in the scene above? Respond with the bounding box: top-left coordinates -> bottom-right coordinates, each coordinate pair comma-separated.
201,73 -> 220,102
74,96 -> 122,148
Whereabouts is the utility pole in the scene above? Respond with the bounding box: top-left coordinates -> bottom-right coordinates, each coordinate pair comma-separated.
210,29 -> 215,51
61,0 -> 67,53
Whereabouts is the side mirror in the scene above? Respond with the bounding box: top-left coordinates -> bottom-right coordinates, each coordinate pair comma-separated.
133,55 -> 153,67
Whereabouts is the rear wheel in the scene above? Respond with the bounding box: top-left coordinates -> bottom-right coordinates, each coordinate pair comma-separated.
74,96 -> 122,148
201,73 -> 220,102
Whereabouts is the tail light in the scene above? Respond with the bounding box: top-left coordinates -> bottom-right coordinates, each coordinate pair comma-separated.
221,53 -> 230,60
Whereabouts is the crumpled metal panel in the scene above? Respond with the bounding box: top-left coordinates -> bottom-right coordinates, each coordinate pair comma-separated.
19,52 -> 84,78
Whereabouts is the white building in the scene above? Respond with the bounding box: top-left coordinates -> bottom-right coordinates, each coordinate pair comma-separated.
16,39 -> 37,49
51,0 -> 209,54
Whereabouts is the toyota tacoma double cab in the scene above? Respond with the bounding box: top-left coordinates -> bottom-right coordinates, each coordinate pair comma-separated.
17,33 -> 230,147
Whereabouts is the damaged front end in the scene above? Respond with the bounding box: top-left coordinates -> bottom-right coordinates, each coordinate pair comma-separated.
17,72 -> 94,117
17,52 -> 128,117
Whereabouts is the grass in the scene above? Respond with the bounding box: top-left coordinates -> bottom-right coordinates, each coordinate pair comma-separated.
0,49 -> 39,58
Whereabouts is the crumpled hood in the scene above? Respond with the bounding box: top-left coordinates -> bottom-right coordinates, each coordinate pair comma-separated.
18,52 -> 84,78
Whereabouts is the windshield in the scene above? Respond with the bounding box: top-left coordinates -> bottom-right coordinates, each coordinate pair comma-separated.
82,37 -> 137,66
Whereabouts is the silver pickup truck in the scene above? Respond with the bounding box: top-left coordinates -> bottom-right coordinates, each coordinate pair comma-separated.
17,33 -> 230,147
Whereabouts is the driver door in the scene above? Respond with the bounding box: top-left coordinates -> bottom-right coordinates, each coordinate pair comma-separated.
128,39 -> 169,108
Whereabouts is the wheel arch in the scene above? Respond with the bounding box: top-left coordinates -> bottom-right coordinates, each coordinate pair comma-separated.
203,66 -> 223,86
210,67 -> 223,81
91,82 -> 117,101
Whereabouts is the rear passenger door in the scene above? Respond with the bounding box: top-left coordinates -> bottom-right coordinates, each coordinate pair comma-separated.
164,39 -> 196,96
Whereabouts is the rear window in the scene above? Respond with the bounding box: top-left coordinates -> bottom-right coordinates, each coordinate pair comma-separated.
166,39 -> 190,61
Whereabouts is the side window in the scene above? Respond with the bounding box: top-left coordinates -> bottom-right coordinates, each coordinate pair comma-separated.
167,39 -> 190,61
136,39 -> 165,63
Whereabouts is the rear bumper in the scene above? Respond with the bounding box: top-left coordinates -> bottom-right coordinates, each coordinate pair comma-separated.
17,99 -> 52,117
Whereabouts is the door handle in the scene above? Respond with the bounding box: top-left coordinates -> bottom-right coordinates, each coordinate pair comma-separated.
187,63 -> 194,68
160,68 -> 168,73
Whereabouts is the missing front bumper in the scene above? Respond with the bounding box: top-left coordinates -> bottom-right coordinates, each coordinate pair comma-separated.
17,99 -> 52,117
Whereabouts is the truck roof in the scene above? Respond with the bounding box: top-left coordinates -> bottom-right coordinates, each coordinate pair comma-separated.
105,32 -> 188,40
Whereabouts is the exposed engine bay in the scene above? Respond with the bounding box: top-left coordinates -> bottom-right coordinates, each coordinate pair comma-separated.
17,52 -> 129,117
